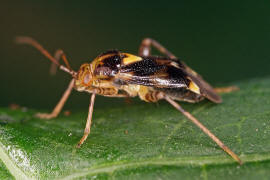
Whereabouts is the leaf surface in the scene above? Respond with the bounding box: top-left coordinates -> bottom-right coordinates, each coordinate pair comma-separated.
0,77 -> 270,179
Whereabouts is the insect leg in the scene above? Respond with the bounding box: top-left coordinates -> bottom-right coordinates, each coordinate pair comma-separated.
35,79 -> 75,119
164,96 -> 242,164
77,93 -> 96,148
138,38 -> 176,58
214,86 -> 239,93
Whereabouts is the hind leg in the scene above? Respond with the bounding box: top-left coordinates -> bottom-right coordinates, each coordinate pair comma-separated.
214,86 -> 239,93
138,38 -> 176,58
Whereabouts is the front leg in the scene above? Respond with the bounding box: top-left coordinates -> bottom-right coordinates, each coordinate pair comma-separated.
36,79 -> 75,119
77,93 -> 96,147
77,89 -> 128,147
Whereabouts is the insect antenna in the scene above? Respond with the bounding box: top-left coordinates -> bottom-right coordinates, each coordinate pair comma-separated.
164,96 -> 243,165
15,36 -> 77,77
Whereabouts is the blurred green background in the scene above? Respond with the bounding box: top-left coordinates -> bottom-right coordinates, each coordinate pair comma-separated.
1,1 -> 270,110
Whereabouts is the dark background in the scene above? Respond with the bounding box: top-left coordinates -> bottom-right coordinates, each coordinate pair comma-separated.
1,1 -> 270,110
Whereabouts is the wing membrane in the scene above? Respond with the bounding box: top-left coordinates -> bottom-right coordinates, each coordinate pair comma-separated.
115,55 -> 222,103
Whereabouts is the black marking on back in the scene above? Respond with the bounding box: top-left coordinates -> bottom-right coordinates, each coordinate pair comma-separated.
95,51 -> 122,77
121,57 -> 165,76
119,56 -> 190,88
166,65 -> 190,86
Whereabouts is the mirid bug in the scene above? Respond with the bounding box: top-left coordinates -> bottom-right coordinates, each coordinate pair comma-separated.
16,37 -> 242,164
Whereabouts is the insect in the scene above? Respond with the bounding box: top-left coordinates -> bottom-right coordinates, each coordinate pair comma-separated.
16,37 -> 242,164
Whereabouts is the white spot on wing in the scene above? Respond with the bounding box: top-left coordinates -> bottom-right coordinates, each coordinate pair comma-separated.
170,62 -> 180,68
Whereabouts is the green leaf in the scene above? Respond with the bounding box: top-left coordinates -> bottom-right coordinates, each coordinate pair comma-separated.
0,159 -> 14,180
1,77 -> 270,179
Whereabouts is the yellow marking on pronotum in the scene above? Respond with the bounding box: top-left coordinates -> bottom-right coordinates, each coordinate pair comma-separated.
189,81 -> 200,94
122,53 -> 143,65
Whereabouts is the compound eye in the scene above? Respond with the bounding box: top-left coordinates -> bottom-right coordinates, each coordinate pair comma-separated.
83,73 -> 91,84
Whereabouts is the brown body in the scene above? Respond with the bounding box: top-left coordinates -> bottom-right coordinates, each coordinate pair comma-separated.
16,37 -> 242,164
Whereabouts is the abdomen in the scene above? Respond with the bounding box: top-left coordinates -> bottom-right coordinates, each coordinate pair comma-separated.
155,88 -> 204,103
